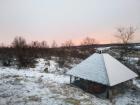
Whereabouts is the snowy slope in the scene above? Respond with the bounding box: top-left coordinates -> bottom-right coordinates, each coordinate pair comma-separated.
0,58 -> 111,105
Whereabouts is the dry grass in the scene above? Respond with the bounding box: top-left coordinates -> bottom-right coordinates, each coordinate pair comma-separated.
27,95 -> 41,102
65,98 -> 80,105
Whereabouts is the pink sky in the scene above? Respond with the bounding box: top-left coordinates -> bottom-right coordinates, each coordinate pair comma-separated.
0,0 -> 140,46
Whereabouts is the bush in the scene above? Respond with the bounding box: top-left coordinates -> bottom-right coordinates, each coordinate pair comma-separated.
57,57 -> 65,68
12,36 -> 36,68
44,67 -> 48,73
137,59 -> 140,66
0,54 -> 13,66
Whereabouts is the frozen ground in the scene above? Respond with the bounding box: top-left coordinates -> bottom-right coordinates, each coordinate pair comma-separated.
0,58 -> 139,105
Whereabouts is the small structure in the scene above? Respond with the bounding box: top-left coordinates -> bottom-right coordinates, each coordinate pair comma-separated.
66,52 -> 138,99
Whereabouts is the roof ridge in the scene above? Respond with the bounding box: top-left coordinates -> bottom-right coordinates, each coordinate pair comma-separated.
102,54 -> 111,86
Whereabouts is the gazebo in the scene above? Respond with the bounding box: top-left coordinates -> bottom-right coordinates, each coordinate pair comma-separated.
66,52 -> 138,98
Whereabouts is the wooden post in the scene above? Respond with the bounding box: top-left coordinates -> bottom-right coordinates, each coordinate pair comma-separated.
74,77 -> 76,81
107,87 -> 113,102
70,75 -> 72,84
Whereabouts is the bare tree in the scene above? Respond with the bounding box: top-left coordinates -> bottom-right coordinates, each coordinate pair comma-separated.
81,37 -> 96,45
40,41 -> 49,48
114,26 -> 136,60
61,40 -> 74,47
12,36 -> 27,48
0,43 -> 5,48
30,41 -> 49,48
115,26 -> 136,44
31,41 -> 40,48
12,36 -> 35,68
51,40 -> 58,48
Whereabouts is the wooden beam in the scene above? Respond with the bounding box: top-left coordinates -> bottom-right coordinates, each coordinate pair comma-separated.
74,77 -> 76,81
107,87 -> 113,102
70,75 -> 72,84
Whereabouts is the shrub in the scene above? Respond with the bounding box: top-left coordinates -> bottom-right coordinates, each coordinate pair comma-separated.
137,59 -> 140,66
0,54 -> 13,66
12,36 -> 36,68
57,57 -> 65,68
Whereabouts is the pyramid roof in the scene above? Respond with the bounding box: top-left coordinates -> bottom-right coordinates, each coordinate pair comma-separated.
67,53 -> 138,86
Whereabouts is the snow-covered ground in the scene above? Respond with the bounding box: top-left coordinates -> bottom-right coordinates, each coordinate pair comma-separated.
124,57 -> 139,64
0,58 -> 139,105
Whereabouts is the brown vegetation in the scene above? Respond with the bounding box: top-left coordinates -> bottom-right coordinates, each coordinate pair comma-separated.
0,36 -> 97,68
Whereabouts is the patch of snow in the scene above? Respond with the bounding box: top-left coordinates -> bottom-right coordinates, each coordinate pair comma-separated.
48,60 -> 59,73
134,46 -> 140,49
133,79 -> 140,88
96,47 -> 111,51
124,57 -> 139,61
114,90 -> 140,105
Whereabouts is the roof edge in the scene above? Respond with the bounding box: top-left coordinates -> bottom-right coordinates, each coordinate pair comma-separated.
102,54 -> 111,86
103,53 -> 138,86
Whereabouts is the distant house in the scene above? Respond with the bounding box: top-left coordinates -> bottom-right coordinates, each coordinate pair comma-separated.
66,52 -> 138,99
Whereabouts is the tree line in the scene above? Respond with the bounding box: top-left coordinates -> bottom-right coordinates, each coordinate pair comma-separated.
0,36 -> 97,68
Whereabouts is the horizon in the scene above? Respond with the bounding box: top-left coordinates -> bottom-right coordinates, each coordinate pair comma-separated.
0,0 -> 140,46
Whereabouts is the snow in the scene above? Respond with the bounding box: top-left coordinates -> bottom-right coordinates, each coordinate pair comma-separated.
133,79 -> 140,88
67,53 -> 138,86
96,47 -> 111,51
0,58 -> 110,105
134,46 -> 140,49
0,58 -> 139,105
124,57 -> 139,64
114,90 -> 140,105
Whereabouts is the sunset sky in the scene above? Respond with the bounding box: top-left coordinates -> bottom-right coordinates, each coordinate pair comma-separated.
0,0 -> 140,46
